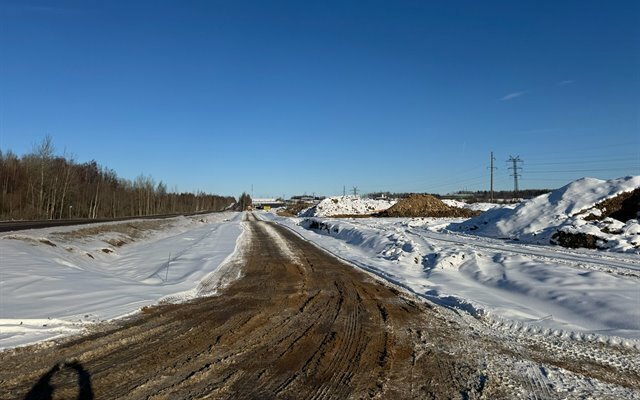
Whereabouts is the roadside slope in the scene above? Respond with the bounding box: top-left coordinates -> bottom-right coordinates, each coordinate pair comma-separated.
0,212 -> 243,348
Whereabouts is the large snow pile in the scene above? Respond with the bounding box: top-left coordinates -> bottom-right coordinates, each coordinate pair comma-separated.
0,213 -> 243,348
299,196 -> 396,217
450,176 -> 640,253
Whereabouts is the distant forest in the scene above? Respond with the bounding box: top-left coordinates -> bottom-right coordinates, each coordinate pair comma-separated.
0,136 -> 236,221
368,189 -> 553,202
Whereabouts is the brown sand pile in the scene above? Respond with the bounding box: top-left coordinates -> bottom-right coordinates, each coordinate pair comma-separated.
277,202 -> 313,217
378,195 -> 479,218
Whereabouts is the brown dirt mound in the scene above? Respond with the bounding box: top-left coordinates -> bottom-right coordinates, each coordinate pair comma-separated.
583,188 -> 640,222
378,195 -> 479,218
277,202 -> 313,217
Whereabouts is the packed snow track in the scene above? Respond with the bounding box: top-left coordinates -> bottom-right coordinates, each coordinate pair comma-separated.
0,213 -> 638,399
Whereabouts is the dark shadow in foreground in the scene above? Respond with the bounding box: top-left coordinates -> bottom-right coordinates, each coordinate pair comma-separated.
24,361 -> 94,400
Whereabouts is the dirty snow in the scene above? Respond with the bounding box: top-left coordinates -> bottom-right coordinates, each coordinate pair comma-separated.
299,196 -> 396,217
0,212 -> 244,349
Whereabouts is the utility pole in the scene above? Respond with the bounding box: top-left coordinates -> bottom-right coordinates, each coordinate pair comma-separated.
352,186 -> 359,197
507,155 -> 523,199
488,152 -> 497,202
343,185 -> 346,197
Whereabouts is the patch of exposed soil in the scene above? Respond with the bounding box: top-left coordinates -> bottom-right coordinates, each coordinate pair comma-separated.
277,202 -> 313,217
52,220 -> 171,241
3,235 -> 57,247
583,188 -> 640,222
378,194 -> 480,218
551,230 -> 601,249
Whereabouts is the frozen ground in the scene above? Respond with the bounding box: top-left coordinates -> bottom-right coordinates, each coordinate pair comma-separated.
0,212 -> 244,349
261,212 -> 640,344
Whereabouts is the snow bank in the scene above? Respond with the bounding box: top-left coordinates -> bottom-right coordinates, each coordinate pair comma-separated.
299,196 -> 395,217
442,199 -> 511,212
261,211 -> 640,342
450,176 -> 640,253
0,212 -> 244,349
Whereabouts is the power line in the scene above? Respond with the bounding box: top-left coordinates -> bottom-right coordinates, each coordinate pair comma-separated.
352,186 -> 359,196
520,141 -> 639,160
372,163 -> 487,190
488,151 -> 497,202
525,167 -> 637,174
526,157 -> 638,166
507,155 -> 523,198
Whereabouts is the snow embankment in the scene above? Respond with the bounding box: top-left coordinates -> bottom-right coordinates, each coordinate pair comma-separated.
299,196 -> 395,217
261,212 -> 640,343
0,212 -> 244,349
450,176 -> 640,253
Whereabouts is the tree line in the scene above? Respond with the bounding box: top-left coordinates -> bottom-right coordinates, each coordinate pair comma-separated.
1,136 -> 236,221
367,188 -> 552,202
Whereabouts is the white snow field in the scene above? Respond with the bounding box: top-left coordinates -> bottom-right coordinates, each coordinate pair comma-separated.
0,212 -> 244,349
441,199 -> 510,212
299,195 -> 396,217
261,177 -> 640,344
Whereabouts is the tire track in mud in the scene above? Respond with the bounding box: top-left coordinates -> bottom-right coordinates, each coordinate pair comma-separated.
1,213 -> 637,399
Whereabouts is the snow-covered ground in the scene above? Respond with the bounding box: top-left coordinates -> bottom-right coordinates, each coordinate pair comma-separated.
450,176 -> 640,253
441,199 -> 513,212
261,212 -> 640,344
0,212 -> 244,349
300,196 -> 396,217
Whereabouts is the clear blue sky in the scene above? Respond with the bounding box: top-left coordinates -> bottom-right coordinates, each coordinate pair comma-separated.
1,0 -> 638,198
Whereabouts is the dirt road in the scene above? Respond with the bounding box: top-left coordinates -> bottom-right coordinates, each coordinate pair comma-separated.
1,214 -> 639,399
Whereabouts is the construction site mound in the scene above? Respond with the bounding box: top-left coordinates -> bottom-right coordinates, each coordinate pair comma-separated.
278,202 -> 313,217
378,195 -> 480,218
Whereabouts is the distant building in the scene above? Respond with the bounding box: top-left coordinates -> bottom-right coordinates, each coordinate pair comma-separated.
252,198 -> 286,209
289,195 -> 325,205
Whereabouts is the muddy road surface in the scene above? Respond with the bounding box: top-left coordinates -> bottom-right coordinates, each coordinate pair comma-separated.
1,213 -> 639,399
